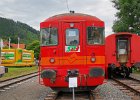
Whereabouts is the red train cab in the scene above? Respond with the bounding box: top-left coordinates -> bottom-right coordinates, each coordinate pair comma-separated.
106,32 -> 140,78
39,12 -> 105,91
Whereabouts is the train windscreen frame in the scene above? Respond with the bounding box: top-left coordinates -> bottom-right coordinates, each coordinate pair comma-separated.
40,28 -> 58,46
66,28 -> 79,46
87,27 -> 104,45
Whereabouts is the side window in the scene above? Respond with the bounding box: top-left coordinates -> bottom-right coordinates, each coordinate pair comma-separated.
40,28 -> 58,46
87,27 -> 104,45
66,29 -> 79,46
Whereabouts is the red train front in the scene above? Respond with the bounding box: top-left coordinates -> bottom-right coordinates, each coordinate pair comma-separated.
106,32 -> 140,78
39,12 -> 105,91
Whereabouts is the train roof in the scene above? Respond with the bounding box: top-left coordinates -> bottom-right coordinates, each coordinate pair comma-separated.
116,32 -> 132,36
106,32 -> 136,38
42,13 -> 103,22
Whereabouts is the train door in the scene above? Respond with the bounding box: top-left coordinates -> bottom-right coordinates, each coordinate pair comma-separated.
117,38 -> 130,64
40,27 -> 60,66
61,22 -> 86,67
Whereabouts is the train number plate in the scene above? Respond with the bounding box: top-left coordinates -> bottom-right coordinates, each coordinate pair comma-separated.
69,77 -> 77,88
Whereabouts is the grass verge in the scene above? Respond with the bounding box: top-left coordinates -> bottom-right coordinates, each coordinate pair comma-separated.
132,68 -> 140,74
133,71 -> 140,74
0,66 -> 38,81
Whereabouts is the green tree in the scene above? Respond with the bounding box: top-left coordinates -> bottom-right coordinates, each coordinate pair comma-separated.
112,0 -> 140,34
0,17 -> 39,44
26,40 -> 40,59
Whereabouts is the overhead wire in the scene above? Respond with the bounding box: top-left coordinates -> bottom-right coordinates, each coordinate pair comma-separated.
66,0 -> 70,12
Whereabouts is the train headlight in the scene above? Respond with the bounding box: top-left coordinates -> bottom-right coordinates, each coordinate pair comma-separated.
90,57 -> 96,63
49,58 -> 55,63
89,67 -> 104,77
41,69 -> 56,83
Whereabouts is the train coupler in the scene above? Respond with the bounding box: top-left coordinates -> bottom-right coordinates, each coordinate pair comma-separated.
65,69 -> 79,82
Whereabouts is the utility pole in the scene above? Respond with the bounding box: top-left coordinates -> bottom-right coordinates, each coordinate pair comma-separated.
18,37 -> 20,48
0,39 -> 3,49
0,38 -> 1,65
9,37 -> 11,49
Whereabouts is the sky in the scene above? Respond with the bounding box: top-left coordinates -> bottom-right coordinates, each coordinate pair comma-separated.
0,0 -> 117,36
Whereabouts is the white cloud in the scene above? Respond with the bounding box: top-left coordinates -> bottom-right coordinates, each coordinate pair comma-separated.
0,0 -> 117,36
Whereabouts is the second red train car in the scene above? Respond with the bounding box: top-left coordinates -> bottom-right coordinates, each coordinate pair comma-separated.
106,32 -> 140,78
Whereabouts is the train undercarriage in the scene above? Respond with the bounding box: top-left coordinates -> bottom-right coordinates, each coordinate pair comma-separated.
108,64 -> 132,78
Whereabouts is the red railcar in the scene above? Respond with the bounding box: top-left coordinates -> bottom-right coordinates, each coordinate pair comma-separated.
39,12 -> 105,91
106,32 -> 140,78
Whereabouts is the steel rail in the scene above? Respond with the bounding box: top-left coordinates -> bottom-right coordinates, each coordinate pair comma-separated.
0,72 -> 37,89
112,78 -> 140,95
0,71 -> 37,82
44,90 -> 96,100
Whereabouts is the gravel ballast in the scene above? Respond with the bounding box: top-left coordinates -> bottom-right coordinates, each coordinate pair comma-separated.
0,77 -> 133,100
130,73 -> 140,81
94,80 -> 131,100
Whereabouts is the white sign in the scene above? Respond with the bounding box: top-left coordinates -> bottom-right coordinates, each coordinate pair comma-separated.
119,49 -> 126,54
69,77 -> 77,88
65,45 -> 80,52
69,31 -> 76,36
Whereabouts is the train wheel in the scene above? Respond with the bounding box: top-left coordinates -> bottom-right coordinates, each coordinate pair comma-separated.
108,66 -> 112,79
123,67 -> 130,78
125,69 -> 130,78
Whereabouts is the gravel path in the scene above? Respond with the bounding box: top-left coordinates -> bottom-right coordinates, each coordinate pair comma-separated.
0,77 -> 51,100
130,73 -> 140,80
0,77 -> 133,100
94,80 -> 131,100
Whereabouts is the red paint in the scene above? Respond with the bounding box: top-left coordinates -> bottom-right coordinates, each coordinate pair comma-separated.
39,13 -> 105,90
105,32 -> 140,75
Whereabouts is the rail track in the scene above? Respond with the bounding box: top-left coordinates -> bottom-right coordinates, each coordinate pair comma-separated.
0,71 -> 37,82
111,77 -> 140,100
0,72 -> 38,91
44,90 -> 103,100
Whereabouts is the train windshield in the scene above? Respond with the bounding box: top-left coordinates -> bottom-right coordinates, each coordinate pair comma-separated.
87,27 -> 104,45
40,28 -> 58,46
118,39 -> 128,55
66,29 -> 79,46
